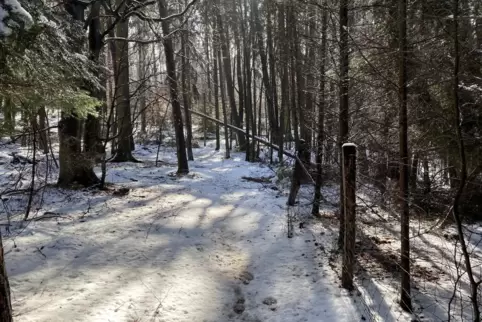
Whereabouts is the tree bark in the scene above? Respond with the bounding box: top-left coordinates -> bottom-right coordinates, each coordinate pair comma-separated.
410,152 -> 419,191
217,46 -> 231,159
451,1 -> 480,319
38,107 -> 49,154
58,0 -> 99,187
338,0 -> 350,248
213,27 -> 221,151
312,4 -> 328,217
398,0 -> 412,311
138,41 -> 147,139
216,2 -> 245,149
267,2 -> 280,160
278,2 -> 287,163
253,0 -> 278,156
181,29 -> 194,161
158,0 -> 189,174
84,0 -> 103,161
111,1 -> 136,162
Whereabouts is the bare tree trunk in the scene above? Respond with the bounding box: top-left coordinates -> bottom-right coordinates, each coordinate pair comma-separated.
233,2 -> 245,130
278,2 -> 287,163
312,3 -> 328,217
58,1 -> 99,187
289,8 -> 299,150
111,0 -> 136,162
398,0 -> 412,311
181,29 -> 194,161
217,47 -> 231,159
138,42 -> 147,139
451,0 -> 480,319
293,8 -> 309,161
423,157 -> 431,193
257,82 -> 263,158
38,107 -> 49,154
338,0 -> 350,248
324,83 -> 335,165
267,2 -> 280,160
242,0 -> 254,161
84,0 -> 103,161
213,31 -> 221,151
2,98 -> 15,135
158,0 -> 189,174
216,2 -> 245,149
253,0 -> 278,157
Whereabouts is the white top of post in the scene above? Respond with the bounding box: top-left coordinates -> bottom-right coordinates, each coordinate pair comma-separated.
342,143 -> 357,148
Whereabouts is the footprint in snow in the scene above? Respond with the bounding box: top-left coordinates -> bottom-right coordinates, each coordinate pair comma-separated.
239,271 -> 254,285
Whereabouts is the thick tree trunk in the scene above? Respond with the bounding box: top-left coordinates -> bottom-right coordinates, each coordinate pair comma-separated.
84,1 -> 103,161
3,98 -> 15,135
312,4 -> 328,217
242,0 -> 253,161
158,0 -> 189,174
338,0 -> 350,248
58,114 -> 99,187
58,0 -> 100,187
111,2 -> 136,162
451,0 -> 480,318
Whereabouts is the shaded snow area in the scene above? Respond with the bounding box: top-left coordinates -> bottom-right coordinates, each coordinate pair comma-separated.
4,142 -> 367,322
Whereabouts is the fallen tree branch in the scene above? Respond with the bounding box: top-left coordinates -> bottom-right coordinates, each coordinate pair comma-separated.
189,109 -> 315,184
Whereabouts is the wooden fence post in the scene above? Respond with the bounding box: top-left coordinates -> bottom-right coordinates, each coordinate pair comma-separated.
341,143 -> 357,291
287,139 -> 308,206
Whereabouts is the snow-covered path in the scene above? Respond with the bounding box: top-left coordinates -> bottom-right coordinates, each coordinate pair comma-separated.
7,144 -> 363,322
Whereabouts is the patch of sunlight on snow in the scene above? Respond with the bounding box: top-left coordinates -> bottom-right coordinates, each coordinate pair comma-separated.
189,198 -> 212,208
176,207 -> 207,228
219,191 -> 246,203
203,204 -> 234,221
210,166 -> 234,173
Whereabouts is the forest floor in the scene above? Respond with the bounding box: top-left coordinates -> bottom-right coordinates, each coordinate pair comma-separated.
3,140 -> 367,322
1,135 -> 481,322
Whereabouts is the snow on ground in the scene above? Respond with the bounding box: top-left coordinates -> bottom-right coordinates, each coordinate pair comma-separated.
4,141 -> 367,322
341,190 -> 482,322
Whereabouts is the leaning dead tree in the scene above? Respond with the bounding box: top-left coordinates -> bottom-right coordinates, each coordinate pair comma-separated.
189,109 -> 314,185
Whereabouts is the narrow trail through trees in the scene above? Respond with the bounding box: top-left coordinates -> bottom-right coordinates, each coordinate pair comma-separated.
7,144 -> 362,322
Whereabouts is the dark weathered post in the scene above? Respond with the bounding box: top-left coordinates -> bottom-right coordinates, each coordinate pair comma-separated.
341,143 -> 357,290
287,139 -> 309,206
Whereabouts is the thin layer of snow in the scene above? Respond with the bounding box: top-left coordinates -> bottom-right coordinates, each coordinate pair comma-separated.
0,5 -> 12,36
5,142 -> 364,322
0,0 -> 33,37
342,143 -> 357,148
